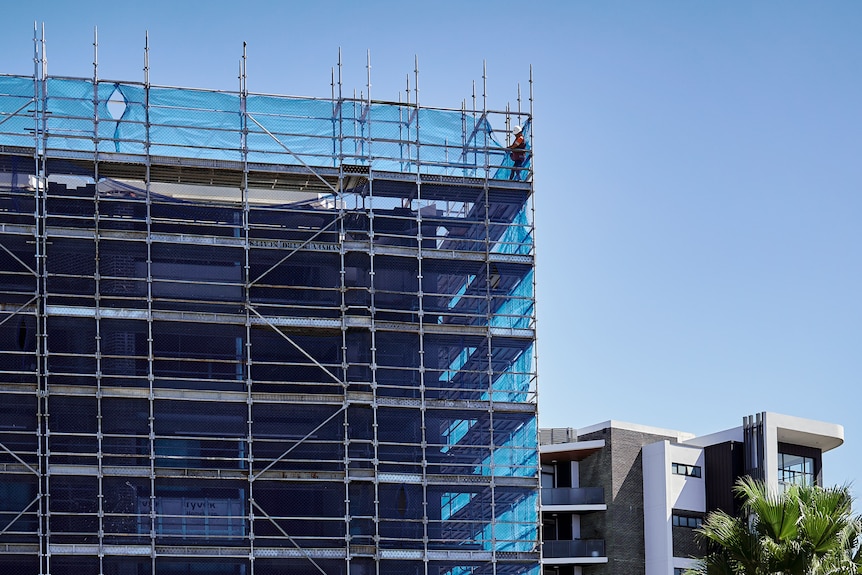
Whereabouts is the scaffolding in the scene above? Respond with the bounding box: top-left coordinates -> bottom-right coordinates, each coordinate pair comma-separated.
0,28 -> 538,575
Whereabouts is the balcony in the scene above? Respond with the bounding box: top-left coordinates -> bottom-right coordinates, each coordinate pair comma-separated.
541,487 -> 604,506
543,539 -> 606,562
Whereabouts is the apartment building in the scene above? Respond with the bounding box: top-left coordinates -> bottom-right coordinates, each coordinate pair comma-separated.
540,412 -> 844,575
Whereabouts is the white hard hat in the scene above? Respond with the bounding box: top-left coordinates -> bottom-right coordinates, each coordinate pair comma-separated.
513,125 -> 522,134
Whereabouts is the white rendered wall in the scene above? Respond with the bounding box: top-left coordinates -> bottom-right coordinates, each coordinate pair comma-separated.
764,417 -> 780,494
643,441 -> 673,575
761,412 -> 843,494
571,460 -> 581,537
667,443 -> 705,513
680,412 -> 843,494
643,440 -> 706,575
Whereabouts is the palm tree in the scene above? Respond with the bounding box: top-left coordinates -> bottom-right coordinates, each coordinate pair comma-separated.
688,476 -> 862,575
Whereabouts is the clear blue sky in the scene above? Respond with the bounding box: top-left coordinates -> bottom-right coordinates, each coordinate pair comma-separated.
2,2 -> 860,492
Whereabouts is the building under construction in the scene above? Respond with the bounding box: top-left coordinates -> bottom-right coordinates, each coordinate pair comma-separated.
0,34 -> 538,575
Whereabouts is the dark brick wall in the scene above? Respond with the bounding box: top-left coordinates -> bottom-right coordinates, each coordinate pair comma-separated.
578,426 -> 678,575
672,525 -> 704,559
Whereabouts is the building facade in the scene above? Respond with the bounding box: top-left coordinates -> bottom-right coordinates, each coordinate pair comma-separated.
0,40 -> 539,575
539,412 -> 844,575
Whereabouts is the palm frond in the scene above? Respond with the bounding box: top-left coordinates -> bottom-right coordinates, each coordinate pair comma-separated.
694,477 -> 862,575
735,476 -> 800,542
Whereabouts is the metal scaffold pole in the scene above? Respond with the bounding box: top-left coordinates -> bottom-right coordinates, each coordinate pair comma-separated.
143,31 -> 158,572
34,23 -> 50,575
91,26 -> 110,575
238,40 -> 257,575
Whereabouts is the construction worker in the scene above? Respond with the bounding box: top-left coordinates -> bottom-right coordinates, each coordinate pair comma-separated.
507,125 -> 527,181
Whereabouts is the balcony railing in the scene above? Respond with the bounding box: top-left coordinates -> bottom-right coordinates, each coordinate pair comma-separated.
541,487 -> 604,506
542,539 -> 605,559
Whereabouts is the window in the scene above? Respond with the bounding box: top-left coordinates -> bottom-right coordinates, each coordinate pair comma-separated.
671,463 -> 701,478
541,464 -> 556,489
778,452 -> 815,488
672,514 -> 703,528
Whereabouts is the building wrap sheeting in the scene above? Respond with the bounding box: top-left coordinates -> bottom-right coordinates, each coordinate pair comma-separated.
0,76 -> 530,179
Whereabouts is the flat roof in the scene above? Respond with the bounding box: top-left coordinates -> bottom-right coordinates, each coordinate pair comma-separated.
576,420 -> 696,442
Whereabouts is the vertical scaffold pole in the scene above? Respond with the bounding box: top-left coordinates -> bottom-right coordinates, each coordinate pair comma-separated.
528,61 -> 540,557
334,47 -> 352,575
39,23 -> 51,575
335,50 -> 350,573
414,55 -> 420,173
40,23 -> 48,176
40,24 -> 48,160
369,48 -> 383,570
472,80 -> 478,170
239,40 -> 256,575
32,23 -> 48,575
405,74 -> 411,170
398,85 -> 403,170
366,49 -> 372,167
410,51 -> 432,575
331,66 -> 337,167
517,81 -> 522,116
515,81 -> 522,181
529,65 -> 533,183
481,57 -> 500,575
338,48 -> 343,168
460,99 -> 466,178
482,61 -> 489,178
482,60 -> 487,112
93,25 -> 100,175
91,27 -> 108,575
352,88 -> 357,168
142,30 -> 158,571
32,22 -> 40,168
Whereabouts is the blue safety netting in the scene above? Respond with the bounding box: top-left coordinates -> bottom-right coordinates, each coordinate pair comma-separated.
0,76 -> 39,149
0,76 -> 529,179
